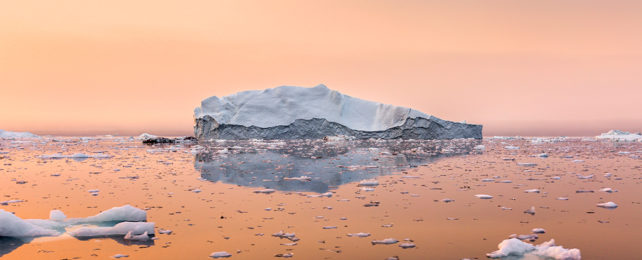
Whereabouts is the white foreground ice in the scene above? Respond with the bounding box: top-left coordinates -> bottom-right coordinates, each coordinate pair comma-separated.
487,238 -> 581,259
0,205 -> 149,238
194,84 -> 431,131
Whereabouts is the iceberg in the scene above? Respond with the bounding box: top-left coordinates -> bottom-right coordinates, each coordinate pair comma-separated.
0,210 -> 60,238
487,238 -> 581,260
0,130 -> 39,139
69,222 -> 155,238
194,85 -> 482,140
596,130 -> 641,142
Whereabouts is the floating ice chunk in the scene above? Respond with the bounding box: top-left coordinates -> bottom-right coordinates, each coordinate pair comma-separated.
69,222 -> 155,238
604,173 -> 612,178
557,197 -> 569,200
532,228 -> 546,234
0,209 -> 60,237
596,202 -> 618,209
518,163 -> 537,167
524,189 -> 540,193
441,198 -> 455,203
322,226 -> 337,229
272,231 -> 299,241
347,232 -> 371,237
599,188 -> 617,193
486,238 -> 581,259
0,199 -> 24,205
210,251 -> 232,258
159,229 -> 172,234
372,238 -> 399,245
596,130 -> 642,142
68,205 -> 147,223
112,254 -> 129,258
537,153 -> 549,158
551,176 -> 561,180
283,176 -> 311,181
475,194 -> 493,199
40,153 -> 113,159
504,146 -> 520,150
358,179 -> 379,187
496,180 -> 512,183
576,174 -> 593,179
274,253 -> 294,258
474,145 -> 485,151
399,242 -> 416,249
124,231 -> 150,241
253,189 -> 276,194
481,178 -> 494,182
512,234 -> 538,241
524,206 -> 536,215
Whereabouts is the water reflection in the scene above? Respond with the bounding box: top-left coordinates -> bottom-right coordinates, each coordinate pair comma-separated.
195,139 -> 481,193
0,237 -> 27,258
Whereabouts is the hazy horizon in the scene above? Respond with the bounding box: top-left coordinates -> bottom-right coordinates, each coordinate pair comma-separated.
2,1 -> 641,136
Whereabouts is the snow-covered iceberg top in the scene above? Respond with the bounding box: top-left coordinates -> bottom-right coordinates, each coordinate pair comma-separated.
0,130 -> 39,139
596,130 -> 641,142
194,84 -> 431,132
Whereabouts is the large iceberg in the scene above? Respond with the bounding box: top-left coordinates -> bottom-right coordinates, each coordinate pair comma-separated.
194,85 -> 482,140
596,130 -> 641,142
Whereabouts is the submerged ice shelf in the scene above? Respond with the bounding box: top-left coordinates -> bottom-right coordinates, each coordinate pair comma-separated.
194,85 -> 482,140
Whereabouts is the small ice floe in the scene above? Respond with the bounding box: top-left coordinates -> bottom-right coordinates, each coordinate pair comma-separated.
322,226 -> 337,229
511,234 -> 538,242
518,163 -> 537,167
475,194 -> 493,199
88,189 -> 100,196
496,180 -> 512,183
192,189 -> 202,193
39,153 -> 113,160
576,174 -> 593,179
272,231 -> 299,242
401,175 -> 420,179
0,199 -> 24,205
112,254 -> 129,258
557,197 -> 569,200
0,209 -> 60,237
124,231 -> 150,241
474,144 -> 485,151
364,201 -> 380,207
381,224 -> 394,228
500,207 -> 512,211
551,176 -> 561,180
358,179 -> 379,187
209,251 -> 232,258
371,238 -> 399,245
604,173 -> 612,178
441,198 -> 455,203
524,189 -> 540,193
283,176 -> 311,182
347,232 -> 371,237
360,187 -> 375,192
481,178 -> 494,182
599,188 -> 617,193
280,242 -> 297,246
159,229 -> 173,235
399,242 -> 416,249
572,160 -> 584,163
575,189 -> 594,193
523,206 -> 536,215
486,238 -> 581,259
274,253 -> 294,258
70,222 -> 155,238
253,189 -> 276,194
504,146 -> 520,150
532,228 -> 546,234
596,202 -> 618,209
307,192 -> 333,198
537,153 -> 549,158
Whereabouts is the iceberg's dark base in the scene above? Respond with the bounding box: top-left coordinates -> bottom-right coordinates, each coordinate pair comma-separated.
195,115 -> 482,140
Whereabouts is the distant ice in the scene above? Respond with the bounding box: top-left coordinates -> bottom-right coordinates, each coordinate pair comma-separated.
596,130 -> 642,142
487,238 -> 581,259
596,202 -> 618,209
371,238 -> 399,245
210,251 -> 232,258
475,194 -> 493,199
0,130 -> 39,139
39,153 -> 113,160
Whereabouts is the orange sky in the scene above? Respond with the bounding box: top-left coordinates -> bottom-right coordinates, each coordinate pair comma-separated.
1,0 -> 641,136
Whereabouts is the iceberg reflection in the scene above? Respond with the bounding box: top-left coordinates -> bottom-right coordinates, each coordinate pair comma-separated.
195,138 -> 481,193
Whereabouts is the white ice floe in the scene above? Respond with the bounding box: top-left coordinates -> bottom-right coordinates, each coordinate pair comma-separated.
524,206 -> 536,215
194,85 -> 431,132
596,130 -> 642,142
371,238 -> 399,245
596,201 -> 618,209
0,209 -> 60,237
253,189 -> 276,194
67,205 -> 147,223
136,133 -> 158,140
39,153 -> 113,159
399,242 -> 416,249
532,228 -> 546,234
112,254 -> 129,258
358,179 -> 379,187
518,162 -> 537,167
504,146 -> 520,150
0,199 -> 24,205
475,194 -> 493,199
487,238 -> 581,259
524,189 -> 540,193
70,222 -> 155,238
210,251 -> 232,258
347,232 -> 371,237
599,188 -> 617,193
283,176 -> 311,182
0,130 -> 39,139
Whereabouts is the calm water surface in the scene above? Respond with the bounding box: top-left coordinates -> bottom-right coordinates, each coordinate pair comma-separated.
0,137 -> 640,259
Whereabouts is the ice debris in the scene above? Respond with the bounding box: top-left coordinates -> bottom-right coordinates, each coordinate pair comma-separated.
486,238 -> 581,260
